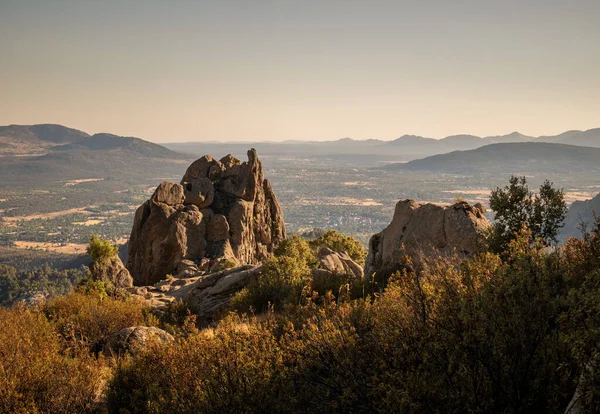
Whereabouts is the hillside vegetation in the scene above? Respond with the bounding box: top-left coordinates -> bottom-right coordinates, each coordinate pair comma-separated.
1,217 -> 600,412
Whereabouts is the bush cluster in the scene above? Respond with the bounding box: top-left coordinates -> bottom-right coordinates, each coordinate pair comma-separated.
231,232 -> 365,313
107,220 -> 600,413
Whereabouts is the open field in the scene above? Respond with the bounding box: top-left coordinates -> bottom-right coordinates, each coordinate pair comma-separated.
12,241 -> 88,254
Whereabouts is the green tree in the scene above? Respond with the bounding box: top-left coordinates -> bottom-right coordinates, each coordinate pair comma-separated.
86,234 -> 118,263
489,175 -> 567,253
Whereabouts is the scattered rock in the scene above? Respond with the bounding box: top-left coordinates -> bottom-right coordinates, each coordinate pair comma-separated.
365,200 -> 490,277
89,256 -> 133,288
129,265 -> 262,326
103,326 -> 174,356
18,292 -> 48,307
127,149 -> 285,285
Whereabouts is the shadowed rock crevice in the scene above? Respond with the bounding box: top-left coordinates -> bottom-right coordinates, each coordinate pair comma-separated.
126,149 -> 285,286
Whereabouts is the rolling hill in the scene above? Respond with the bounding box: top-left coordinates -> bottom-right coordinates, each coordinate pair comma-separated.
0,124 -> 190,185
382,142 -> 600,175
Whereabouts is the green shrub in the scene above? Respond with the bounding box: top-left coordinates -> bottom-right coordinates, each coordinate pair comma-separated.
231,236 -> 316,313
87,234 -> 118,263
489,175 -> 567,253
309,229 -> 367,265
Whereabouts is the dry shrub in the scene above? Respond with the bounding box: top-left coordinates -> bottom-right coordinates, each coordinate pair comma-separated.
43,291 -> 154,352
0,305 -> 107,413
108,314 -> 287,413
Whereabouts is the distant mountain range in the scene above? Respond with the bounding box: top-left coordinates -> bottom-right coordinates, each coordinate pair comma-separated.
0,124 -> 189,185
382,142 -> 600,175
1,124 -> 599,182
164,128 -> 600,163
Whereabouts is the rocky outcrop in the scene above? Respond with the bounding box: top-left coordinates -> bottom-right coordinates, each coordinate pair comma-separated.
128,265 -> 262,326
89,256 -> 133,288
365,200 -> 490,277
127,149 -> 285,285
103,326 -> 174,356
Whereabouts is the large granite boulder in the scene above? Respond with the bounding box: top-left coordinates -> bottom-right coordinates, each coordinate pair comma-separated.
127,149 -> 285,285
89,256 -> 133,288
365,200 -> 490,277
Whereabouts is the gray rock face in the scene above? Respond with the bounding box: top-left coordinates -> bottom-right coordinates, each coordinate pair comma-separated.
89,256 -> 133,288
128,265 -> 262,326
127,149 -> 285,286
560,192 -> 600,242
103,326 -> 174,356
365,200 -> 490,277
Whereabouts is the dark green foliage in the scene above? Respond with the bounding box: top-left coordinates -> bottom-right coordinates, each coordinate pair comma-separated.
489,175 -> 567,253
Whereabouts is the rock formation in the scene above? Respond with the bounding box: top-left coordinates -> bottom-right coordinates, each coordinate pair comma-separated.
89,256 -> 133,288
127,149 -> 285,285
559,192 -> 600,242
128,265 -> 262,325
365,200 -> 490,277
103,326 -> 174,356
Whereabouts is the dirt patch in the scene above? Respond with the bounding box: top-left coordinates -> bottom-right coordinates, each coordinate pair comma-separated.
3,206 -> 96,222
64,178 -> 104,186
73,219 -> 105,226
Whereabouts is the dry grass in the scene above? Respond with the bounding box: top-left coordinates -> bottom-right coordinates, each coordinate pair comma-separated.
64,178 -> 104,186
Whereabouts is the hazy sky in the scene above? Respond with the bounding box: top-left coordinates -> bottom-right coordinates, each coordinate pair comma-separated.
1,0 -> 599,142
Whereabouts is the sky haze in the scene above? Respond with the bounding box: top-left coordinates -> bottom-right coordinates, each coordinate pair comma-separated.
1,0 -> 599,142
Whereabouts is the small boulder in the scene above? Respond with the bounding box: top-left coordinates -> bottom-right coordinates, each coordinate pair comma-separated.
152,182 -> 185,206
317,246 -> 363,279
104,326 -> 174,356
